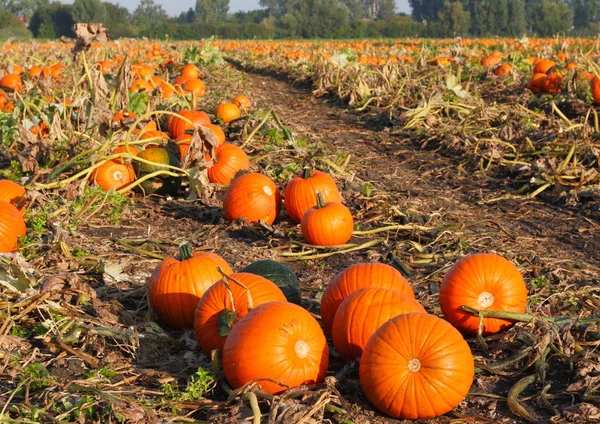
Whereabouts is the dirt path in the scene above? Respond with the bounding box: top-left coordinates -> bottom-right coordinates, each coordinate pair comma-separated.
238,66 -> 600,276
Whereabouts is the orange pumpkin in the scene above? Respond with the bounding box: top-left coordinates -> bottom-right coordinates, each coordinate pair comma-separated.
167,110 -> 211,138
207,143 -> 250,185
183,79 -> 206,97
204,123 -> 226,146
527,73 -> 547,94
222,301 -> 329,394
592,76 -> 600,105
493,64 -> 513,77
301,193 -> 353,246
232,94 -> 252,109
147,242 -> 232,329
194,272 -> 287,355
332,287 -> 426,361
439,253 -> 528,335
0,201 -> 26,253
91,160 -> 136,192
223,173 -> 281,225
0,74 -> 22,92
0,180 -> 26,214
181,64 -> 200,79
215,102 -> 241,124
542,72 -> 562,93
284,169 -> 342,224
359,313 -> 474,419
533,58 -> 554,74
320,263 -> 415,337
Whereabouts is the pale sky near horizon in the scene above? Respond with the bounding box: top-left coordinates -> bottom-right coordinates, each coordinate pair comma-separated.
90,0 -> 411,18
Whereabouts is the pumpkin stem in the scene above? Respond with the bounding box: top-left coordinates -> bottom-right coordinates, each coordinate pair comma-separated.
218,267 -> 254,310
14,195 -> 27,209
178,241 -> 194,260
316,192 -> 326,209
302,167 -> 312,179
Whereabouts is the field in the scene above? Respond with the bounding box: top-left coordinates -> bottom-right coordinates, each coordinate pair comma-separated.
1,32 -> 600,423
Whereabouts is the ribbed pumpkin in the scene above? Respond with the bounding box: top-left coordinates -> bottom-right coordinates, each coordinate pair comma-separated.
193,272 -> 286,355
147,242 -> 232,329
207,143 -> 250,185
320,263 -> 415,337
133,147 -> 181,195
215,102 -> 241,124
439,253 -> 528,335
533,58 -> 554,74
0,180 -> 26,214
0,201 -> 26,253
167,110 -> 211,138
284,169 -> 342,223
232,94 -> 251,109
223,173 -> 281,225
301,193 -> 353,246
332,287 -> 426,361
91,160 -> 136,192
359,313 -> 474,419
222,302 -> 329,395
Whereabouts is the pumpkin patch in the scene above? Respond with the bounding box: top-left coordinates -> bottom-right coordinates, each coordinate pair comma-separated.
0,35 -> 596,424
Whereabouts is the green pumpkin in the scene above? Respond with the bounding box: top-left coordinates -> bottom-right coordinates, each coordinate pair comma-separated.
241,260 -> 302,305
134,147 -> 181,195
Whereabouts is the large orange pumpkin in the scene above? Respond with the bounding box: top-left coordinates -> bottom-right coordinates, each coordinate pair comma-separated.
359,313 -> 474,419
0,74 -> 23,92
0,201 -> 26,253
284,169 -> 342,223
332,287 -> 426,361
146,242 -> 232,329
439,253 -> 528,335
222,173 -> 281,224
193,272 -> 286,355
591,76 -> 600,105
320,263 -> 415,337
207,143 -> 250,185
0,180 -> 26,214
222,301 -> 329,395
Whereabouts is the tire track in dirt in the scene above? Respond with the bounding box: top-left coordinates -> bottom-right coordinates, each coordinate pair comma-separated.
237,66 -> 600,280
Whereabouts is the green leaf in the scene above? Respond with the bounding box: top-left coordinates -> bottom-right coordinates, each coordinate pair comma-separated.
126,92 -> 148,115
217,309 -> 237,337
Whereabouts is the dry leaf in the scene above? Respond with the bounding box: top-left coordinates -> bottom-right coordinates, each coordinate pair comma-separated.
72,23 -> 109,57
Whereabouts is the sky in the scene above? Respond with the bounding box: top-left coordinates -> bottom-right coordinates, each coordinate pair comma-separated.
99,0 -> 411,18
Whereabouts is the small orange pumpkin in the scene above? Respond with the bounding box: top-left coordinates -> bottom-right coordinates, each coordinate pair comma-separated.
207,143 -> 250,185
167,110 -> 211,138
300,193 -> 353,246
91,160 -> 136,192
0,74 -> 23,92
223,173 -> 281,224
215,102 -> 241,124
284,168 -> 342,224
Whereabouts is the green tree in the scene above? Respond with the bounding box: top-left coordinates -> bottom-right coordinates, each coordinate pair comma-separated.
132,0 -> 168,30
569,0 -> 600,29
195,0 -> 229,23
29,2 -> 75,38
506,0 -> 526,36
380,0 -> 396,20
409,0 -> 446,22
103,2 -> 133,37
72,0 -> 107,22
437,0 -> 470,35
527,0 -> 573,36
341,0 -> 366,21
1,0 -> 49,19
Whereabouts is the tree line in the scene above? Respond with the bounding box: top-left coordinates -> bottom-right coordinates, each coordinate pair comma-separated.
0,0 -> 597,40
